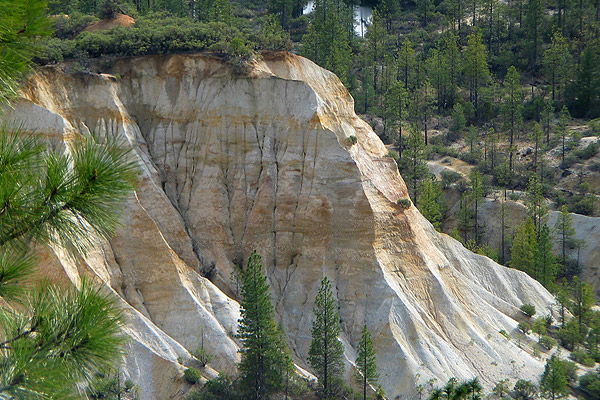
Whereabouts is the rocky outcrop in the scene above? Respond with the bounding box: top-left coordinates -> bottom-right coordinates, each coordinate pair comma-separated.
11,52 -> 555,399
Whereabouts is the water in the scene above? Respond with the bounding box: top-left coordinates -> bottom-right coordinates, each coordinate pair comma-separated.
302,1 -> 373,37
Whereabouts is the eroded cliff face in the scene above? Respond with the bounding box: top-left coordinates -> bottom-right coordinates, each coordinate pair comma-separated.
11,52 -> 555,399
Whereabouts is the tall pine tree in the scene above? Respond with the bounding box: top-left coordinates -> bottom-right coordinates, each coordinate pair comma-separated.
309,277 -> 345,400
238,251 -> 292,400
355,325 -> 379,400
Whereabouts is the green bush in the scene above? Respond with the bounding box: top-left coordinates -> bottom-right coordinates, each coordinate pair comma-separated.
576,141 -> 599,160
580,371 -> 600,398
385,150 -> 399,161
570,350 -> 596,366
518,322 -> 532,334
187,374 -> 242,400
347,135 -> 358,145
53,13 -> 99,39
35,14 -> 259,67
520,304 -> 536,318
440,169 -> 462,188
539,335 -> 557,350
396,198 -> 411,209
513,379 -> 537,400
499,329 -> 510,339
184,368 -> 202,385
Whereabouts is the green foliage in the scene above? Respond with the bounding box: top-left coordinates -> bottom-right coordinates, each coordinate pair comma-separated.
553,205 -> 576,278
513,379 -> 537,400
309,277 -> 344,400
520,304 -> 536,318
539,335 -> 557,350
194,336 -> 214,368
579,370 -> 600,399
300,0 -> 353,85
36,14 -> 256,67
449,103 -> 466,140
1,278 -> 128,399
399,126 -> 428,207
0,126 -> 135,399
86,372 -> 140,400
184,368 -> 203,385
396,198 -> 412,209
518,321 -> 532,333
511,218 -> 537,278
570,350 -> 596,366
418,177 -> 445,229
237,251 -> 292,399
493,379 -> 510,398
540,354 -> 569,399
570,276 -> 595,329
347,135 -> 358,145
428,377 -> 482,400
53,13 -> 99,39
558,319 -> 584,350
0,0 -> 52,108
536,224 -> 557,288
355,325 -> 378,400
260,14 -> 292,50
187,374 -> 242,400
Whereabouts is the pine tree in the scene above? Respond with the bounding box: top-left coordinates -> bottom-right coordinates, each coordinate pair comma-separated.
355,325 -> 378,400
419,177 -> 445,230
301,0 -> 353,85
525,174 -> 548,235
543,32 -> 569,102
543,99 -> 554,146
399,126 -> 428,207
511,218 -> 537,278
385,81 -> 409,157
554,205 -> 576,276
558,106 -> 570,170
463,29 -> 489,113
570,276 -> 594,333
309,277 -> 345,400
502,66 -> 524,173
275,324 -> 296,400
536,224 -> 557,288
540,354 -> 568,400
529,122 -> 545,176
0,0 -> 52,108
398,39 -> 416,90
0,131 -> 136,398
238,251 -> 292,400
469,169 -> 485,244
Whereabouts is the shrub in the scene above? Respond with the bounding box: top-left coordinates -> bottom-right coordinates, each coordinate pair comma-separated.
35,15 -> 258,68
539,335 -> 557,350
440,169 -> 462,188
520,304 -> 536,318
579,371 -> 600,398
576,141 -> 599,160
194,346 -> 214,367
499,329 -> 510,339
385,150 -> 399,161
513,379 -> 537,400
53,12 -> 99,39
347,135 -> 358,145
518,322 -> 532,334
396,198 -> 411,209
570,350 -> 596,367
563,360 -> 579,384
184,368 -> 202,385
508,192 -> 521,201
187,374 -> 242,400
